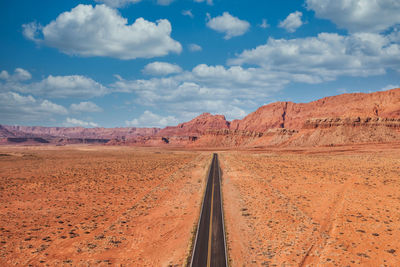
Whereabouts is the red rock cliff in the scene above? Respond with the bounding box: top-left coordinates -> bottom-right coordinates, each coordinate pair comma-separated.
231,88 -> 400,132
157,112 -> 230,137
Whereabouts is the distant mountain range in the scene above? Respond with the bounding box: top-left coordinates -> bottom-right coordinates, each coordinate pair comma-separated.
1,88 -> 399,147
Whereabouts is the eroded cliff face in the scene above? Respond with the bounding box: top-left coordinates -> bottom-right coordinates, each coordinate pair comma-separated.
3,126 -> 160,139
231,88 -> 400,132
303,117 -> 400,129
194,117 -> 400,148
0,113 -> 229,146
193,88 -> 400,148
0,125 -> 16,138
1,88 -> 400,147
158,113 -> 230,137
288,117 -> 400,147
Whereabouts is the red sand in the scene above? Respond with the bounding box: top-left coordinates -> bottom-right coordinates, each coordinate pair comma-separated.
0,146 -> 209,266
220,144 -> 400,266
1,144 -> 399,266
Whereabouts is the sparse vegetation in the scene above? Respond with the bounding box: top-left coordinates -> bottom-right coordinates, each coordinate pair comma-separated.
0,146 -> 208,266
220,145 -> 400,266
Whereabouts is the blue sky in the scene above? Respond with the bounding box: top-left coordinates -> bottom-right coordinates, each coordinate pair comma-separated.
1,0 -> 399,127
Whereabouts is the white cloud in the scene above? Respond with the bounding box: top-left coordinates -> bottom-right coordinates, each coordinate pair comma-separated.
40,100 -> 68,114
0,92 -> 67,123
70,101 -> 103,113
23,4 -> 182,60
64,117 -> 99,127
125,110 -> 179,127
189,43 -> 202,52
157,0 -> 174,5
381,84 -> 399,91
0,68 -> 32,82
14,68 -> 32,81
143,62 -> 182,76
279,11 -> 303,33
259,19 -> 270,29
0,71 -> 9,80
111,63 -> 286,121
306,0 -> 400,33
389,28 -> 400,43
206,12 -> 250,39
22,22 -> 42,41
95,0 -> 174,7
229,32 -> 400,82
0,70 -> 108,99
182,10 -> 194,18
29,75 -> 108,98
94,0 -> 142,8
194,0 -> 213,5
110,30 -> 400,124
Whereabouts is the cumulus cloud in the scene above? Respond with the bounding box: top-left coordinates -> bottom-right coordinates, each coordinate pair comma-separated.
70,101 -> 103,113
0,92 -> 67,123
0,72 -> 108,99
0,68 -> 32,82
206,12 -> 250,39
111,31 -> 400,122
22,22 -> 42,41
64,117 -> 99,127
126,110 -> 179,127
157,0 -> 175,6
111,63 -> 287,121
306,0 -> 400,33
30,75 -> 108,98
279,11 -> 303,33
189,43 -> 202,52
229,32 -> 400,82
23,4 -> 182,60
182,10 -> 194,18
143,62 -> 182,76
0,71 -> 8,80
389,29 -> 400,43
94,0 -> 142,8
259,19 -> 270,29
95,0 -> 175,7
194,0 -> 213,5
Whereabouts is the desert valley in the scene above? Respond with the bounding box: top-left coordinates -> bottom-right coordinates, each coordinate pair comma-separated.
1,89 -> 399,266
3,0 -> 400,265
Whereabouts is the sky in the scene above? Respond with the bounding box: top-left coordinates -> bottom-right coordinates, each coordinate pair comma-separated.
0,0 -> 399,128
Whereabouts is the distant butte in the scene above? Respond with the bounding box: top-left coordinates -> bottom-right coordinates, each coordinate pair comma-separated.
1,88 -> 399,147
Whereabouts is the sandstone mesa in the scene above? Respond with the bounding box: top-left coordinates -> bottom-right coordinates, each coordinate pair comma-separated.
1,88 -> 399,147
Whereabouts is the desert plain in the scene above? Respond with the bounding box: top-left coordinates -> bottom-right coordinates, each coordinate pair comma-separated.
0,144 -> 399,266
0,146 -> 210,266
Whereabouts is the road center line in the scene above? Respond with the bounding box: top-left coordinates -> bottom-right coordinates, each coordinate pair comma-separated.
206,174 -> 215,267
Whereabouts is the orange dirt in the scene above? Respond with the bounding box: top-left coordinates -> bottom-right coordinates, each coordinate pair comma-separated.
1,144 -> 399,266
0,146 -> 210,266
220,144 -> 400,266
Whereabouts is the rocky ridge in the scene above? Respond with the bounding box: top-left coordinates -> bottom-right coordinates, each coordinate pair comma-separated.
4,126 -> 160,139
231,88 -> 400,132
1,88 -> 399,147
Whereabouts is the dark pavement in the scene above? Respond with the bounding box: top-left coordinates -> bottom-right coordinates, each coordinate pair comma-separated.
191,153 -> 227,267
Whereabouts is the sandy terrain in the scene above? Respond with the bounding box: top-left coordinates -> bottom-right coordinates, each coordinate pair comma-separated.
220,144 -> 400,266
0,146 -> 210,266
1,144 -> 399,266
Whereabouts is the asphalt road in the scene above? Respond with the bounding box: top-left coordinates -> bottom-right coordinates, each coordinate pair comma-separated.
191,153 -> 228,267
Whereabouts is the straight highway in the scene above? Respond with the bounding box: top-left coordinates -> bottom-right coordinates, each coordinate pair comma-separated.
191,153 -> 227,267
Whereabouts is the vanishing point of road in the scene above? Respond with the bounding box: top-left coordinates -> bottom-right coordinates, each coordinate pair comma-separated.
191,153 -> 228,267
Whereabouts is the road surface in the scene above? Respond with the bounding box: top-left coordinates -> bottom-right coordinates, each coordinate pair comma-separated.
191,153 -> 228,267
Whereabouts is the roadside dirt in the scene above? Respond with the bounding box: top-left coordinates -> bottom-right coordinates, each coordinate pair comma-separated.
0,146 -> 210,266
1,144 -> 399,266
220,145 -> 400,266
